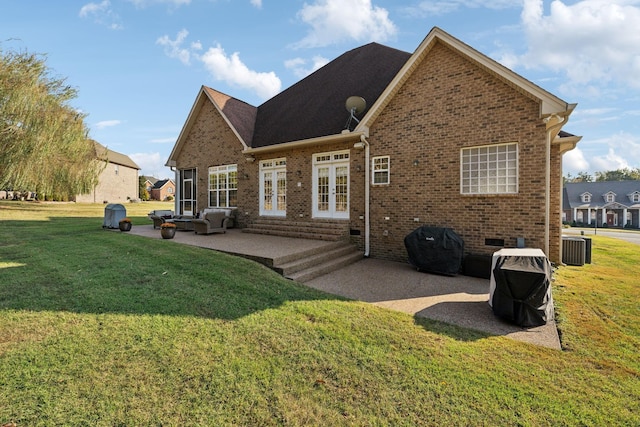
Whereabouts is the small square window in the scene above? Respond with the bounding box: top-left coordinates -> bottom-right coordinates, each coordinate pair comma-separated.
372,156 -> 390,185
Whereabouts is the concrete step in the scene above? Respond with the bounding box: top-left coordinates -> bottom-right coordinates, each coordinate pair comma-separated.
284,250 -> 363,283
275,243 -> 360,276
242,227 -> 344,241
271,241 -> 350,266
243,218 -> 350,241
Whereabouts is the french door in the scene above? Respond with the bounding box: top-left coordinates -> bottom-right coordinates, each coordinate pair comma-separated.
312,151 -> 349,219
260,158 -> 287,217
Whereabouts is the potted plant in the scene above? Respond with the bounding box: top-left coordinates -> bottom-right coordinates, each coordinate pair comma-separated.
118,217 -> 132,232
160,222 -> 176,239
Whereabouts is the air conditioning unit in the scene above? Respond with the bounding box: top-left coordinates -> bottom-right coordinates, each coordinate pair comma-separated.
562,237 -> 586,266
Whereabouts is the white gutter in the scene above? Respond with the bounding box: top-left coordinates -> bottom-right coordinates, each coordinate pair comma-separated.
243,131 -> 364,156
361,134 -> 371,257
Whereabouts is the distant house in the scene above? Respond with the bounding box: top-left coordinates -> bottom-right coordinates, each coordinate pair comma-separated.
75,141 -> 140,203
166,27 -> 581,264
150,178 -> 176,201
563,181 -> 640,228
142,176 -> 158,195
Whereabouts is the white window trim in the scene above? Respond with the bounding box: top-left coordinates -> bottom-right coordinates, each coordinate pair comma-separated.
581,193 -> 592,203
208,164 -> 238,208
259,158 -> 287,217
460,142 -> 518,195
604,192 -> 616,203
371,156 -> 390,185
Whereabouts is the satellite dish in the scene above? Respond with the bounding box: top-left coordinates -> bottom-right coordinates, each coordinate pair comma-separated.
345,96 -> 366,115
344,96 -> 366,131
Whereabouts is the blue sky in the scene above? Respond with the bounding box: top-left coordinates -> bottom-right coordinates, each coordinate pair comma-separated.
2,0 -> 639,179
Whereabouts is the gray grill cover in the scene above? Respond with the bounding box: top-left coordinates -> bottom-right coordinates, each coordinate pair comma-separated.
491,253 -> 552,327
103,203 -> 127,229
404,226 -> 464,276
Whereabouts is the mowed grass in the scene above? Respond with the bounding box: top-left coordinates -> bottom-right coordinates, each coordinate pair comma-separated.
0,201 -> 638,426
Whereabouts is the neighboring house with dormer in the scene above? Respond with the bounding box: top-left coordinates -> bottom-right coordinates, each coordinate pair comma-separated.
75,141 -> 140,203
150,178 -> 176,201
166,27 -> 581,264
563,181 -> 640,228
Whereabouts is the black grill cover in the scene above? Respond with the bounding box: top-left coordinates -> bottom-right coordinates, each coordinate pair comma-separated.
491,255 -> 552,327
404,226 -> 464,276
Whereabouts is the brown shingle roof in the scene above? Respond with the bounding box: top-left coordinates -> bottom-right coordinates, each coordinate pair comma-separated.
203,87 -> 257,145
250,42 -> 411,148
93,141 -> 140,170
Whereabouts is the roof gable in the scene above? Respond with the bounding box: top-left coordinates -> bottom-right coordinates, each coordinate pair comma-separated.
359,27 -> 575,132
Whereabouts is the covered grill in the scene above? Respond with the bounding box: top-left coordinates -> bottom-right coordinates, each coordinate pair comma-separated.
489,248 -> 553,327
404,226 -> 464,276
103,203 -> 127,229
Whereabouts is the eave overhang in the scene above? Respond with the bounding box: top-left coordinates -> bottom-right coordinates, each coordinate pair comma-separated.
242,129 -> 367,156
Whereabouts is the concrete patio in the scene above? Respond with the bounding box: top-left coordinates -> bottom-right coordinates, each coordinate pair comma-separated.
127,224 -> 561,350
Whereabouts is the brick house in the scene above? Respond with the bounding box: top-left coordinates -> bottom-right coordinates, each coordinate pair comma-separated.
75,141 -> 140,203
563,181 -> 640,228
166,27 -> 580,264
150,178 -> 176,201
142,176 -> 157,195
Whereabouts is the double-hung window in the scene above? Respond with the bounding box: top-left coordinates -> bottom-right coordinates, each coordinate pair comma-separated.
372,156 -> 390,185
461,143 -> 518,195
208,164 -> 238,208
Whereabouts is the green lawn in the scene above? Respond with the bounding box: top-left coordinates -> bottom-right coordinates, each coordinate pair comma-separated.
0,201 -> 638,426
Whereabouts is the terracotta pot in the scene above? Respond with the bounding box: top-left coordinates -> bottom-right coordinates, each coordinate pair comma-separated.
161,227 -> 176,239
119,222 -> 132,232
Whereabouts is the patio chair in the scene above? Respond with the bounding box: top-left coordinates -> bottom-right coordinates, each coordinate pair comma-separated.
192,211 -> 228,235
150,213 -> 174,229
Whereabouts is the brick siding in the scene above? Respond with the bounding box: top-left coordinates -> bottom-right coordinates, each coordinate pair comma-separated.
174,41 -> 565,264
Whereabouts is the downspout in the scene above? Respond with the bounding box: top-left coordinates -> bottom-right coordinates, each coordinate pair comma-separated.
361,134 -> 371,257
543,114 -> 565,257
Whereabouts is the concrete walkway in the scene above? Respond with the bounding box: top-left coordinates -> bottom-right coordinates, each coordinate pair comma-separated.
127,225 -> 561,350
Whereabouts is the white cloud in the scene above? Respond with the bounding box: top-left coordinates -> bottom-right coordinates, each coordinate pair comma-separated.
130,152 -> 173,178
200,44 -> 281,100
79,1 -> 123,30
405,0 -> 519,16
156,30 -> 201,65
94,120 -> 122,129
563,146 -> 590,174
519,0 -> 640,94
589,132 -> 640,172
157,30 -> 279,100
566,131 -> 640,174
293,0 -> 397,48
250,0 -> 262,8
284,55 -> 329,78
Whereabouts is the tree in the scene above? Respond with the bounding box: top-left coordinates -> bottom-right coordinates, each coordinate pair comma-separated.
0,48 -> 103,198
563,171 -> 593,184
595,168 -> 640,182
139,176 -> 150,201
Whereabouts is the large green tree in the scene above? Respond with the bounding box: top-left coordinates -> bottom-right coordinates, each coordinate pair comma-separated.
595,168 -> 640,182
0,48 -> 103,198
